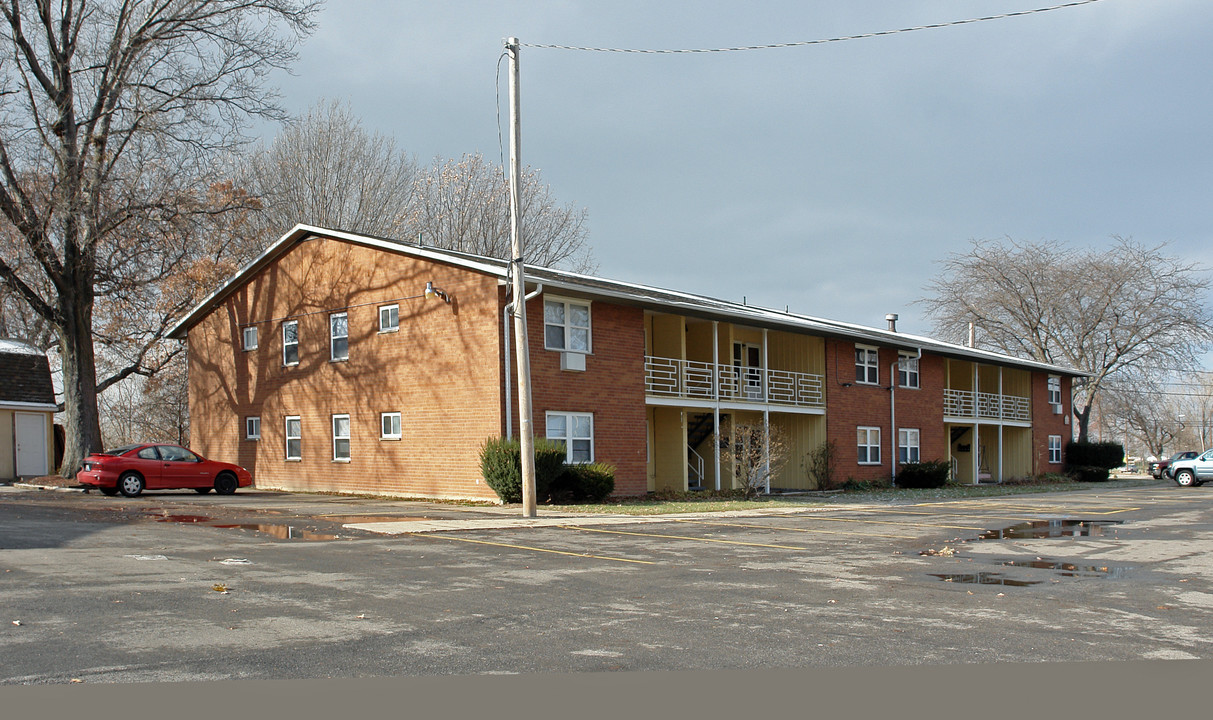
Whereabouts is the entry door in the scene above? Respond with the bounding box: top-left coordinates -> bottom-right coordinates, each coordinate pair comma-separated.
733,343 -> 763,400
14,412 -> 48,476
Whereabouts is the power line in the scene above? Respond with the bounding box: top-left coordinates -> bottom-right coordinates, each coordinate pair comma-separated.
521,1 -> 1106,54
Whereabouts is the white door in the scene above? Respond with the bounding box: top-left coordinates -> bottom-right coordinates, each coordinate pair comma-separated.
15,412 -> 48,477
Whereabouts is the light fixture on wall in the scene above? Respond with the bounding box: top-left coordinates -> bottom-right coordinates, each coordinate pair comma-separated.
424,281 -> 450,303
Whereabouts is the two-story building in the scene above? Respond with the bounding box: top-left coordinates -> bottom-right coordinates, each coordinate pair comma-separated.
170,225 -> 1082,501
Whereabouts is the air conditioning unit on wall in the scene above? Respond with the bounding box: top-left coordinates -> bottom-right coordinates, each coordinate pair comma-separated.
561,352 -> 586,372
1051,403 -> 1063,415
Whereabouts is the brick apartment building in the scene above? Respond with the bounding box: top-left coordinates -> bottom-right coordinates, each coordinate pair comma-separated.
170,225 -> 1082,501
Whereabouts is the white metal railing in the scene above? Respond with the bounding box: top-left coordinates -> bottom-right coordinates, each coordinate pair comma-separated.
944,389 -> 1031,422
688,445 -> 705,487
644,355 -> 824,409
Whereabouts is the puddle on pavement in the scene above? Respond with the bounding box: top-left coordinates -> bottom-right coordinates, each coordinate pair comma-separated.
999,559 -> 1132,578
930,572 -> 1041,586
976,519 -> 1122,540
150,513 -> 341,541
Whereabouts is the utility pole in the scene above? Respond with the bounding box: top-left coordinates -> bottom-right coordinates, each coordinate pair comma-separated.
507,38 -> 538,517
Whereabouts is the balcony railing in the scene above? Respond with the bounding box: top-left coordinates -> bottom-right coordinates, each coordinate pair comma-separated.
644,355 -> 824,409
944,389 -> 1031,422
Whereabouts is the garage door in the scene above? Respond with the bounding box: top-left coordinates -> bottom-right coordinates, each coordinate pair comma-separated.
15,412 -> 48,477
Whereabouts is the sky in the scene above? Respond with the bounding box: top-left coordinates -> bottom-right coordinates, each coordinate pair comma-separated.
264,0 -> 1213,339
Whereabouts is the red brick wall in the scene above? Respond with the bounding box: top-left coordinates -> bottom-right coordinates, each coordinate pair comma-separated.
823,340 -> 947,482
187,235 -> 503,501
1031,372 -> 1073,474
503,293 -> 648,496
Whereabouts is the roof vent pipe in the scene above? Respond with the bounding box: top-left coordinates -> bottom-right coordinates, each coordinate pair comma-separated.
886,313 -> 898,332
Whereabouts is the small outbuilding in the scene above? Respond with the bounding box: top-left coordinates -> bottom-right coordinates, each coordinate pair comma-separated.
1,339 -> 57,480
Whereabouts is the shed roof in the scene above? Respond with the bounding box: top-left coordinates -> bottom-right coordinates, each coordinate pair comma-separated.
0,342 -> 56,406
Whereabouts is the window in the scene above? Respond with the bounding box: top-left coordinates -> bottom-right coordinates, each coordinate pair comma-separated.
379,304 -> 399,333
246,417 -> 261,440
283,321 -> 299,366
544,298 -> 591,352
855,345 -> 879,385
898,353 -> 919,389
330,312 -> 348,361
1048,376 -> 1062,405
1049,435 -> 1062,464
857,426 -> 881,465
137,447 -> 159,460
380,412 -> 401,440
285,416 -> 301,460
242,326 -> 258,351
546,411 -> 593,463
332,414 -> 351,461
898,428 -> 920,463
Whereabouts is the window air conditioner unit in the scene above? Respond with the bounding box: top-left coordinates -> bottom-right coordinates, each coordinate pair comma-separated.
1051,403 -> 1063,415
561,352 -> 586,372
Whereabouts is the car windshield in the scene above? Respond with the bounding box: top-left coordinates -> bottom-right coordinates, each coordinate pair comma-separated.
101,444 -> 142,456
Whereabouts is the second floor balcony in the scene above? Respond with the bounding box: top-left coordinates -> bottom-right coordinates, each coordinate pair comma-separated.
644,355 -> 824,409
944,389 -> 1031,422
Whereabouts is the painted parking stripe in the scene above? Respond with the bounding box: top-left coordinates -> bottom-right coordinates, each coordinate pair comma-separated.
415,533 -> 655,565
670,518 -> 920,540
563,525 -> 814,551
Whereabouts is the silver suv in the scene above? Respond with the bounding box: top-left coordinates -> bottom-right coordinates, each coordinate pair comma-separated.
1167,450 -> 1213,487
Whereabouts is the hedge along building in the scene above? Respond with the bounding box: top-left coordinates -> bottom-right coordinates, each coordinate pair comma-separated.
170,225 -> 1085,501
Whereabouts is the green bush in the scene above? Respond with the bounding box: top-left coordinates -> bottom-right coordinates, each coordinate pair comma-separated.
556,462 -> 616,502
896,460 -> 951,489
1068,465 -> 1110,483
1065,441 -> 1124,471
841,477 -> 892,492
479,437 -> 568,503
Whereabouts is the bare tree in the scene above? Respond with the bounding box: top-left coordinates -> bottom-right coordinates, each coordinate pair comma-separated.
0,1 -> 318,475
920,237 -> 1213,442
1099,371 -> 1180,460
715,420 -> 790,499
239,100 -> 596,272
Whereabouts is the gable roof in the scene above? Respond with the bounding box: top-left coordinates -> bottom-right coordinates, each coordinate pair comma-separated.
169,224 -> 1087,378
0,341 -> 56,407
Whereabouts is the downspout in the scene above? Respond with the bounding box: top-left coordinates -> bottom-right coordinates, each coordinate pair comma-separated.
503,283 -> 544,439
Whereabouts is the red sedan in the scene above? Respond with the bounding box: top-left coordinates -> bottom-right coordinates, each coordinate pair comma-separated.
76,443 -> 253,497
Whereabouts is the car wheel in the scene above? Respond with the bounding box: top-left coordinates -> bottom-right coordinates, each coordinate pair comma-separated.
118,472 -> 145,498
99,487 -> 119,497
194,487 -> 212,494
1175,470 -> 1197,488
214,472 -> 238,496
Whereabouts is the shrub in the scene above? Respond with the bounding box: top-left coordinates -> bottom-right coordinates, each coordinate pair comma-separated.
841,477 -> 892,492
556,462 -> 616,502
803,440 -> 838,491
1065,441 -> 1124,471
1068,465 -> 1110,483
479,437 -> 568,503
896,460 -> 951,489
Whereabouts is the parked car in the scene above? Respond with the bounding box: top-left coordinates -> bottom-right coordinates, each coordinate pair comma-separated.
76,443 -> 252,497
1152,451 -> 1198,479
1166,450 -> 1213,487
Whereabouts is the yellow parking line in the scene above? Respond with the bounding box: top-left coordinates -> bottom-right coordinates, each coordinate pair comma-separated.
563,525 -> 809,551
416,533 -> 654,565
671,518 -> 919,540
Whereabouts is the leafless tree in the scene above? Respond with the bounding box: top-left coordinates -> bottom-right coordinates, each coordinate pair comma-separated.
238,100 -> 596,272
0,1 -> 318,475
715,420 -> 790,499
920,237 -> 1213,442
1099,371 -> 1181,460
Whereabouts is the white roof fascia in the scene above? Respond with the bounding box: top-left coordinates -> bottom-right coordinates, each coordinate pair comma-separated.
0,401 -> 58,411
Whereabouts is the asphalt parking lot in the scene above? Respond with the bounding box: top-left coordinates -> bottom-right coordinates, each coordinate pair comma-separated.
2,481 -> 1213,684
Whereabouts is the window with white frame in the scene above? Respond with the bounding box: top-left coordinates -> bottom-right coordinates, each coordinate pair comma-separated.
1049,435 -> 1062,464
285,416 -> 301,460
330,312 -> 348,361
1048,376 -> 1062,405
242,326 -> 258,351
898,428 -> 920,463
898,353 -> 919,389
245,416 -> 261,440
855,345 -> 879,385
544,298 -> 591,352
332,414 -> 351,461
282,321 -> 299,366
379,304 -> 399,333
857,426 -> 881,464
380,412 -> 401,440
546,411 -> 593,463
